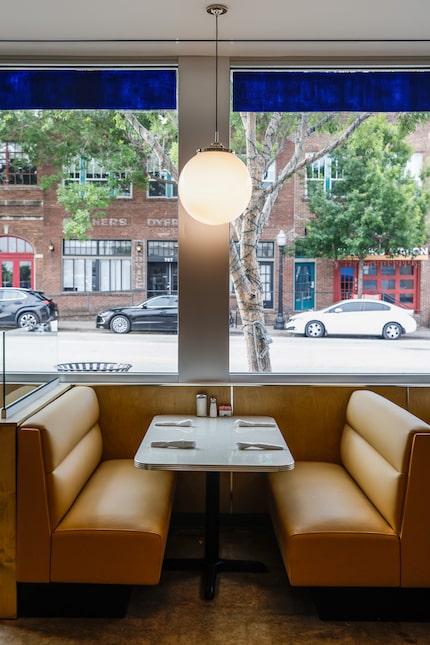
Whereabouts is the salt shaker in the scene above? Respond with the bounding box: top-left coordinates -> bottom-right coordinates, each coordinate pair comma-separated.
196,393 -> 207,416
209,397 -> 217,417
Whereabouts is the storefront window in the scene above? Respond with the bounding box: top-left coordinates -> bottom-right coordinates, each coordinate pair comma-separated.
63,239 -> 132,292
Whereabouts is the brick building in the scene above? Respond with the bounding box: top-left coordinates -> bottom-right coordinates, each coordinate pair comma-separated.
264,119 -> 430,327
1,117 -> 429,326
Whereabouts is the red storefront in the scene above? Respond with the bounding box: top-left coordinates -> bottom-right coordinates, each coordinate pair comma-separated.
333,256 -> 427,313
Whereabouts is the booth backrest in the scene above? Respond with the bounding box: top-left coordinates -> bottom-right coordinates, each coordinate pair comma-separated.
340,389 -> 430,533
17,386 -> 102,580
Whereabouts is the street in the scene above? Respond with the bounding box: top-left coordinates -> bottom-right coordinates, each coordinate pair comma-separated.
2,323 -> 430,374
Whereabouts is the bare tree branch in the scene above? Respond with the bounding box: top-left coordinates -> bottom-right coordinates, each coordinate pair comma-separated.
121,111 -> 178,181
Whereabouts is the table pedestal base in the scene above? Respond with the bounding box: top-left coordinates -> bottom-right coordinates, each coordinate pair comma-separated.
165,471 -> 268,600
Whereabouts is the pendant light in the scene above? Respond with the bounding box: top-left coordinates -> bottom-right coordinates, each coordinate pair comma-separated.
178,5 -> 252,226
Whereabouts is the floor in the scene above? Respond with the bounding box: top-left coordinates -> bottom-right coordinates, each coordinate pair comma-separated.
1,519 -> 430,645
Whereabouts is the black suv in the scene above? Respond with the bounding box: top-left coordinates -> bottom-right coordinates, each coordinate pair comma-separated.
0,288 -> 59,329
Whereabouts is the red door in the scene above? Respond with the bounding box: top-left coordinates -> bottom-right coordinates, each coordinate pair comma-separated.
0,236 -> 34,288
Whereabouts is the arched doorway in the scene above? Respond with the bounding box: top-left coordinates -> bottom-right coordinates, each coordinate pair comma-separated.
0,236 -> 34,288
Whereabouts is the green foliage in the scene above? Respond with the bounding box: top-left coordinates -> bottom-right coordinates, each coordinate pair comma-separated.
0,109 -> 178,237
299,114 -> 430,260
58,183 -> 112,240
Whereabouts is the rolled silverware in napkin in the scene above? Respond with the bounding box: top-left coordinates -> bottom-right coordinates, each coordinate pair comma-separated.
236,441 -> 284,450
234,419 -> 276,427
151,440 -> 196,449
155,419 -> 193,427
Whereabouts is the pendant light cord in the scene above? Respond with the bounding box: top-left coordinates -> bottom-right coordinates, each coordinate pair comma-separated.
207,5 -> 227,147
215,8 -> 219,144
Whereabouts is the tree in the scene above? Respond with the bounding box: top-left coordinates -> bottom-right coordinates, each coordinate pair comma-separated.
229,112 -> 374,370
297,114 -> 430,297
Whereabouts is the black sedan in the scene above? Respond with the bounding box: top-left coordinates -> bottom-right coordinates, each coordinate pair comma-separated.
96,295 -> 178,334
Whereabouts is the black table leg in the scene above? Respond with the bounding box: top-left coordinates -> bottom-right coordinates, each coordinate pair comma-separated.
165,471 -> 267,600
203,471 -> 221,599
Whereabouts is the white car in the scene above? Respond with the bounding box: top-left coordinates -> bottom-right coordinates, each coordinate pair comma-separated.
285,298 -> 417,340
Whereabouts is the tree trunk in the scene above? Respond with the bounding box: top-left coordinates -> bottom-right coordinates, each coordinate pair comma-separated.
230,223 -> 272,372
237,296 -> 272,372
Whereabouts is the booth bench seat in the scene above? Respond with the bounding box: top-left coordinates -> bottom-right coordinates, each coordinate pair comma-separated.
267,390 -> 430,588
16,385 -> 176,586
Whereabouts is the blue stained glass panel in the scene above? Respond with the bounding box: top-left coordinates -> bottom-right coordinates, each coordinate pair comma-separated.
232,71 -> 430,112
0,69 -> 176,109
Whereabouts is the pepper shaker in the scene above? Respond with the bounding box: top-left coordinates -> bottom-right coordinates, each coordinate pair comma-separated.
209,397 -> 217,417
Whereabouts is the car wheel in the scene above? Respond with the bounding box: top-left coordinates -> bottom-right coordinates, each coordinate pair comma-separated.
305,320 -> 325,338
382,322 -> 402,340
110,315 -> 131,334
17,311 -> 39,329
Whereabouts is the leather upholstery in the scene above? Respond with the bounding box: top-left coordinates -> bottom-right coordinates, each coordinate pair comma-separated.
51,461 -> 175,584
268,461 -> 399,587
16,385 -> 176,585
267,390 -> 430,587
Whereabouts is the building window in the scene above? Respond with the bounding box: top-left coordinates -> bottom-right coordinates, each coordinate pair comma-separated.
405,153 -> 423,185
262,160 -> 276,187
305,155 -> 342,197
231,242 -> 274,308
0,142 -> 37,185
147,151 -> 177,198
148,169 -> 178,198
62,239 -> 132,292
258,242 -> 274,308
64,158 -> 132,198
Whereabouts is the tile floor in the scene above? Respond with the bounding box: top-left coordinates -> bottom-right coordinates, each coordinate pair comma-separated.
1,520 -> 430,644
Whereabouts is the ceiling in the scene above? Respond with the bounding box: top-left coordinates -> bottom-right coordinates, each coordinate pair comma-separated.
1,0 -> 430,62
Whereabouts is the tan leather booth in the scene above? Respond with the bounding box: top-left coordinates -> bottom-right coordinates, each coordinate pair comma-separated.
1,383 -> 430,618
16,385 -> 176,586
267,390 -> 430,587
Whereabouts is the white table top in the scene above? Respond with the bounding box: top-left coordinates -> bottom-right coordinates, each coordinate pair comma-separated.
134,415 -> 295,472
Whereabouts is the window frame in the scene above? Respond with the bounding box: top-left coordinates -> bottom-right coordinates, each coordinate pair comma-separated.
62,238 -> 132,293
64,157 -> 132,198
0,142 -> 37,185
2,62 -> 430,385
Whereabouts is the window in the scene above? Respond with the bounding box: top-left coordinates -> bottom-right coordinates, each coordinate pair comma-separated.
0,236 -> 32,253
306,155 -> 342,197
262,161 -> 276,187
231,242 -> 274,309
328,301 -> 363,313
62,239 -> 131,292
0,142 -> 37,185
405,153 -> 423,185
147,151 -> 177,198
2,65 -> 430,381
258,243 -> 274,308
148,170 -> 177,198
362,301 -> 390,312
64,158 -> 132,197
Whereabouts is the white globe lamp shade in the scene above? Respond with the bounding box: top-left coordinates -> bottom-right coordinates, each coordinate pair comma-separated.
178,148 -> 252,225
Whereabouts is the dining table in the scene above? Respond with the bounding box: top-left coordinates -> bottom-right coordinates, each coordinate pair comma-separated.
134,414 -> 295,599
